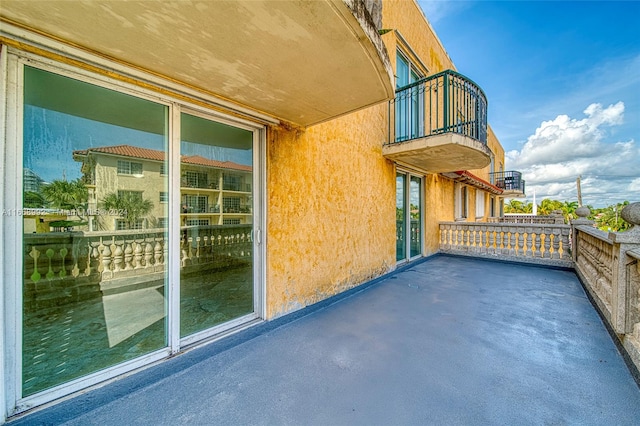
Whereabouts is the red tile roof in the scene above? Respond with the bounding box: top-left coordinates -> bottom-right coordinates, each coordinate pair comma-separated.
443,170 -> 503,195
73,145 -> 252,172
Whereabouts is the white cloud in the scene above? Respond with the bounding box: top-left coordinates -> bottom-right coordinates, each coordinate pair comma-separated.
505,102 -> 640,207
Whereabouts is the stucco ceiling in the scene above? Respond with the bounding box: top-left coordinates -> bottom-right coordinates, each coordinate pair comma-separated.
1,0 -> 394,127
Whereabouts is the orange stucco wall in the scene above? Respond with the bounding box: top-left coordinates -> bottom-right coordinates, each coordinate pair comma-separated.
266,106 -> 396,318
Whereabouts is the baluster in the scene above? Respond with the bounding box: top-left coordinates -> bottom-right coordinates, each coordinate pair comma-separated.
96,238 -> 106,273
144,242 -> 153,267
187,237 -> 194,262
551,229 -> 560,259
58,247 -> 68,278
461,227 -> 468,251
29,246 -> 42,283
445,225 -> 452,249
124,240 -> 134,270
543,228 -> 551,258
233,234 -> 240,257
488,227 -> 495,255
509,228 -> 516,257
44,248 -> 55,280
533,232 -> 542,257
444,225 -> 449,248
181,237 -> 188,267
71,246 -> 80,278
478,226 -> 486,254
525,228 -> 533,257
133,241 -> 143,269
101,243 -> 112,277
112,240 -> 124,272
163,238 -> 169,266
202,236 -> 210,260
154,240 -> 163,266
517,231 -> 524,257
481,228 -> 489,253
501,230 -> 509,255
87,241 -> 98,276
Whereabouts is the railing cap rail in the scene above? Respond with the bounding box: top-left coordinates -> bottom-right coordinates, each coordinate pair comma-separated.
575,224 -> 611,242
439,221 -> 569,229
395,69 -> 487,102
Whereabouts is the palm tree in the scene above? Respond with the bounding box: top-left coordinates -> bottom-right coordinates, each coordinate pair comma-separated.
24,191 -> 47,208
560,201 -> 579,223
41,178 -> 88,219
102,191 -> 154,230
537,198 -> 563,216
504,199 -> 533,214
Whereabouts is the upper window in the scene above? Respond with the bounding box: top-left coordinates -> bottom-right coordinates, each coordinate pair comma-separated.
455,184 -> 468,219
184,170 -> 208,188
476,190 -> 485,218
117,160 -> 143,176
396,50 -> 422,89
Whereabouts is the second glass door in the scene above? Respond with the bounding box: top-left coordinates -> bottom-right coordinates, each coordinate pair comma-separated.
396,171 -> 423,262
179,112 -> 254,338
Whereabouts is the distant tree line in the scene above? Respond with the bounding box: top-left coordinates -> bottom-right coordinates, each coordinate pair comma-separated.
504,199 -> 632,232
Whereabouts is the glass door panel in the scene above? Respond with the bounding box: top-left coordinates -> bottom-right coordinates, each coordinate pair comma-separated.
179,113 -> 254,337
396,173 -> 406,261
395,53 -> 410,142
410,176 -> 422,258
22,66 -> 169,396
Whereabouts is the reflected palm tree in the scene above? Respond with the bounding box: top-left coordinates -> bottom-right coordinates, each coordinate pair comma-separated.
102,192 -> 154,230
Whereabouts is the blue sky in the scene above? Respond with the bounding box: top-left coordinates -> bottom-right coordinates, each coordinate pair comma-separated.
418,0 -> 640,208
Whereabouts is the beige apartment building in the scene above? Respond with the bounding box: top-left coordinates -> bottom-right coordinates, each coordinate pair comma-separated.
1,0 -> 524,419
73,145 -> 253,230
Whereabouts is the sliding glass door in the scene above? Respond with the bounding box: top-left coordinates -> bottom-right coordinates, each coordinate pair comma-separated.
396,171 -> 423,262
16,62 -> 262,401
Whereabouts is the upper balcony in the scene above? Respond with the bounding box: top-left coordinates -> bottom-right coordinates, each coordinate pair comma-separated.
383,70 -> 492,173
489,170 -> 526,198
0,0 -> 394,127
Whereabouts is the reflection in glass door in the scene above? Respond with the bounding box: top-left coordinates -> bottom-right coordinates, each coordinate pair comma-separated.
410,176 -> 422,258
179,113 -> 254,338
396,173 -> 406,261
396,171 -> 423,262
22,66 -> 169,396
17,63 -> 260,402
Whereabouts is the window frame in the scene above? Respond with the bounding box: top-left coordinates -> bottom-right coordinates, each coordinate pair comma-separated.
455,184 -> 468,220
475,190 -> 485,219
117,160 -> 143,176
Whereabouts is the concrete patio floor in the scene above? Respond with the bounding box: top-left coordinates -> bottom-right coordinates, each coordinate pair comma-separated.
11,255 -> 640,425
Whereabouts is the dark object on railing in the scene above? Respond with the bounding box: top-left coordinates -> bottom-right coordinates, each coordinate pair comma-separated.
388,70 -> 487,145
489,171 -> 525,193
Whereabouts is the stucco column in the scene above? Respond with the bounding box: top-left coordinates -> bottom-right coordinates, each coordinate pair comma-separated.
571,206 -> 593,263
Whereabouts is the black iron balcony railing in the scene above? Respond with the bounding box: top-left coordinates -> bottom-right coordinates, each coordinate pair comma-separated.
489,171 -> 525,193
388,70 -> 488,145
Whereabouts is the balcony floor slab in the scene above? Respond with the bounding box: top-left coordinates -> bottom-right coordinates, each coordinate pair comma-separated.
10,256 -> 640,425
